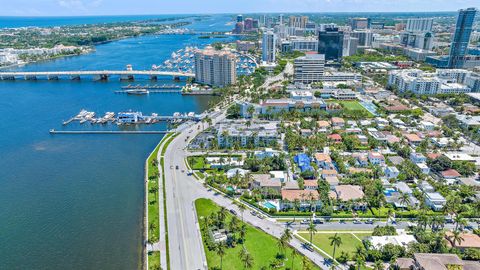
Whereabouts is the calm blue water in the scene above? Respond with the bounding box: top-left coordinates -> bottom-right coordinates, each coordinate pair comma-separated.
0,14 -> 235,270
0,14 -> 235,30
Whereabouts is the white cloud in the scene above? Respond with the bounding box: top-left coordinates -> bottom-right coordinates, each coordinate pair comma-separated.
57,0 -> 103,12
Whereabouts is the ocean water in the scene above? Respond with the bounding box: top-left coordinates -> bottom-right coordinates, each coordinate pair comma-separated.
0,14 -> 235,270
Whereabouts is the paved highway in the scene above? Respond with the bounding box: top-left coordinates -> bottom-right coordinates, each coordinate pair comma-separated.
162,110 -> 334,270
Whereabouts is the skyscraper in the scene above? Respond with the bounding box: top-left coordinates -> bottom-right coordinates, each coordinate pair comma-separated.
350,18 -> 371,30
405,18 -> 433,32
237,14 -> 243,23
449,8 -> 478,68
289,16 -> 309,28
194,46 -> 237,87
318,27 -> 344,61
262,30 -> 277,63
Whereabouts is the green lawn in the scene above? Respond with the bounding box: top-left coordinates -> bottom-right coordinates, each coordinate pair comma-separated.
148,251 -> 160,270
195,198 -> 319,270
147,139 -> 162,242
298,232 -> 370,260
327,100 -> 374,118
188,156 -> 210,170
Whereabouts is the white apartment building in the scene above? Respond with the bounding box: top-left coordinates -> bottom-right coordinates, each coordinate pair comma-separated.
388,69 -> 474,95
262,30 -> 277,63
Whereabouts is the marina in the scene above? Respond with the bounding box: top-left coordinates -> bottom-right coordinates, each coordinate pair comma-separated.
121,84 -> 182,89
62,109 -> 203,126
154,45 -> 258,75
49,129 -> 169,134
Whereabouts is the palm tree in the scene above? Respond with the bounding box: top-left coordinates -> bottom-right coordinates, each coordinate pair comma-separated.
239,224 -> 247,244
291,248 -> 299,270
229,216 -> 239,233
398,192 -> 410,209
449,230 -> 465,247
307,220 -> 317,245
281,228 -> 293,243
355,254 -> 366,270
302,255 -> 312,270
241,252 -> 254,269
277,236 -> 287,256
216,242 -> 226,270
148,222 -> 157,240
454,215 -> 467,231
237,202 -> 247,222
329,233 -> 343,260
217,207 -> 228,229
373,260 -> 383,270
149,185 -> 159,200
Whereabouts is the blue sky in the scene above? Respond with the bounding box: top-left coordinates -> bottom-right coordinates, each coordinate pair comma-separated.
1,0 -> 479,16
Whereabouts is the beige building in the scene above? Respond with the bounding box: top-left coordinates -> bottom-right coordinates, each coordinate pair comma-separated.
194,46 -> 237,87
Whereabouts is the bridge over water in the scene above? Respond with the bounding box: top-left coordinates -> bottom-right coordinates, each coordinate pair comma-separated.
0,70 -> 195,81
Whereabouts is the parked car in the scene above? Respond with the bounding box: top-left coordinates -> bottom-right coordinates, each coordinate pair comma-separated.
175,165 -> 179,170
250,211 -> 257,216
353,219 -> 362,224
229,209 -> 237,216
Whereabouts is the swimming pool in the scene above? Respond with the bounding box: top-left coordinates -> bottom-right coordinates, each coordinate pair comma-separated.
262,201 -> 277,209
383,188 -> 396,196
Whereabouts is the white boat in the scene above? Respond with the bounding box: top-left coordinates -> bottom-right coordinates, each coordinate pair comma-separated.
126,89 -> 149,95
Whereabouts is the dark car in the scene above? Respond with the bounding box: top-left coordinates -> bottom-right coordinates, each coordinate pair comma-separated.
303,243 -> 314,252
365,219 -> 374,224
229,209 -> 237,216
175,165 -> 179,170
313,219 -> 324,224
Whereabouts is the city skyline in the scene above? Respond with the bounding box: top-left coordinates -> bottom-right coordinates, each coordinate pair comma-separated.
2,0 -> 480,16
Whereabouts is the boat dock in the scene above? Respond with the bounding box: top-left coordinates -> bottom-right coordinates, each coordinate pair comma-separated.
50,129 -> 169,134
62,109 -> 203,126
121,84 -> 182,89
114,90 -> 181,94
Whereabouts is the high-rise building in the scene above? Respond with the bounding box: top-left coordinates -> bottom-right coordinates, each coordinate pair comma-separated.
237,14 -> 243,23
289,16 -> 309,28
262,30 -> 277,63
194,46 -> 237,87
400,32 -> 434,50
318,27 -> 344,61
351,30 -> 373,47
233,22 -> 244,34
343,36 -> 359,57
449,8 -> 478,68
350,18 -> 371,30
244,18 -> 254,31
405,18 -> 433,32
294,53 -> 325,84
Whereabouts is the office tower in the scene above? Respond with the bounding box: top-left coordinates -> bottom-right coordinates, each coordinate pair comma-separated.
252,19 -> 259,29
449,7 -> 478,68
318,26 -> 344,61
343,36 -> 359,57
400,31 -> 434,50
351,30 -> 373,47
262,30 -> 277,63
289,16 -> 309,28
350,18 -> 371,30
279,14 -> 284,25
244,18 -> 254,31
237,14 -> 243,23
233,22 -> 244,34
294,54 -> 325,83
405,18 -> 433,32
194,46 -> 237,87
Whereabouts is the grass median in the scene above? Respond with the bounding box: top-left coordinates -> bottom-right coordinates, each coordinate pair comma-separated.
195,198 -> 320,270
